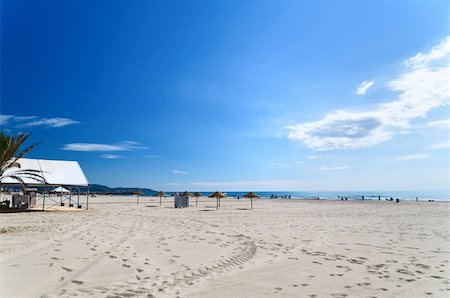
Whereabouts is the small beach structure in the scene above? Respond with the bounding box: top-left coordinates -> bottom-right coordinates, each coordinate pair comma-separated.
156,190 -> 165,206
243,192 -> 260,209
208,191 -> 226,210
1,158 -> 89,210
175,191 -> 191,208
192,192 -> 202,206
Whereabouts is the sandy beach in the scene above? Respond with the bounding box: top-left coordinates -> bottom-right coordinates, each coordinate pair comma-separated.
0,196 -> 449,297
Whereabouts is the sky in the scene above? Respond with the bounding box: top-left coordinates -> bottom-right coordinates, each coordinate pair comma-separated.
1,0 -> 449,191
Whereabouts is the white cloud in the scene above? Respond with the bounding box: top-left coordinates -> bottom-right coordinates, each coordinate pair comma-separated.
286,36 -> 450,151
270,162 -> 286,167
190,179 -> 305,191
396,153 -> 429,161
172,170 -> 187,175
0,115 -> 13,125
62,141 -> 146,151
429,140 -> 450,149
319,166 -> 349,171
100,154 -> 124,159
1,114 -> 78,128
356,80 -> 374,96
307,155 -> 319,160
427,119 -> 450,129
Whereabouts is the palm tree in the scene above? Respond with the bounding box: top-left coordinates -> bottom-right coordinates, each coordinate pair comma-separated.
0,131 -> 45,184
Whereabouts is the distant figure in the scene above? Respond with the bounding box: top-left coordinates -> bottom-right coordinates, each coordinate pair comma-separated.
362,195 -> 365,200
345,197 -> 348,201
317,197 -> 320,200
378,196 -> 381,201
395,198 -> 400,203
237,196 -> 240,200
288,195 -> 291,199
416,197 -> 418,201
389,197 -> 393,201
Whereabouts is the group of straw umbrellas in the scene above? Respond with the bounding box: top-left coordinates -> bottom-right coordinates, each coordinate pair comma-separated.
155,190 -> 259,210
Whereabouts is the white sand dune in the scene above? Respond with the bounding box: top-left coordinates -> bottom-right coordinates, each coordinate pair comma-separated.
0,195 -> 449,297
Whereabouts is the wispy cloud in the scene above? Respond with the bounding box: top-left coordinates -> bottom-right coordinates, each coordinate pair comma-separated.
427,119 -> 450,129
307,155 -> 319,160
62,141 -> 146,151
190,179 -> 304,190
429,141 -> 450,150
319,166 -> 350,171
100,154 -> 124,159
356,80 -> 374,96
172,170 -> 187,175
396,153 -> 429,161
145,154 -> 162,158
286,36 -> 450,151
0,114 -> 79,128
270,162 -> 286,167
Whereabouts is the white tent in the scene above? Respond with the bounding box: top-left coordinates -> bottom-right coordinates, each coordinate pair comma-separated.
1,158 -> 89,186
1,158 -> 90,210
53,186 -> 70,193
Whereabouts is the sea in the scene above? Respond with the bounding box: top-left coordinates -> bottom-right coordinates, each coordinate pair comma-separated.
213,191 -> 450,201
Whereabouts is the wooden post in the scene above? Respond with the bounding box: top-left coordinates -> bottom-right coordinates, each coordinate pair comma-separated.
42,186 -> 46,210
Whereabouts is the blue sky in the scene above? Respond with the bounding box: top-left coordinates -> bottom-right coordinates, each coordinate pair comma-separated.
1,0 -> 449,191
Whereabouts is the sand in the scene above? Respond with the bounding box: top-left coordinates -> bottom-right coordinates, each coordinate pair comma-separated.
0,195 -> 449,297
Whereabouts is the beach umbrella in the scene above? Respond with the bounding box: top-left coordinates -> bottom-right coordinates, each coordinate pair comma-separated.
193,192 -> 202,206
180,191 -> 192,196
133,191 -> 144,205
243,192 -> 260,209
208,191 -> 226,210
156,191 -> 165,206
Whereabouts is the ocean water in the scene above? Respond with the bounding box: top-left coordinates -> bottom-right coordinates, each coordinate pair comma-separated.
218,191 -> 450,201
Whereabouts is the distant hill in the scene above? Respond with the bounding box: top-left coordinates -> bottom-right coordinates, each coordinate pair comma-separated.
5,184 -> 157,196
87,184 -> 156,195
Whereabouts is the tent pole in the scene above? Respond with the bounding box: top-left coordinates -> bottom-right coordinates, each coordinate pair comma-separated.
42,186 -> 46,210
77,186 -> 80,208
86,187 -> 89,210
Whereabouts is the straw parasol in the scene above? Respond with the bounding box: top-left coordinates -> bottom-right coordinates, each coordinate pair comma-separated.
192,192 -> 202,206
133,191 -> 144,205
180,191 -> 192,197
208,191 -> 226,210
243,192 -> 259,209
156,190 -> 165,206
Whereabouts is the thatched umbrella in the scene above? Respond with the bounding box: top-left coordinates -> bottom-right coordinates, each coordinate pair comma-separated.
180,191 -> 192,196
243,192 -> 259,209
193,192 -> 202,206
208,191 -> 226,210
133,191 -> 144,205
156,190 -> 165,206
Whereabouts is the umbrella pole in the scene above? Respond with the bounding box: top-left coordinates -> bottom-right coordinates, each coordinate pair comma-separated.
196,196 -> 198,206
160,196 -> 162,206
251,197 -> 253,209
216,198 -> 219,210
137,195 -> 139,205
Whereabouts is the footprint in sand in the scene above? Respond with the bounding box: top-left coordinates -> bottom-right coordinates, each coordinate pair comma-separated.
71,280 -> 83,285
61,266 -> 73,272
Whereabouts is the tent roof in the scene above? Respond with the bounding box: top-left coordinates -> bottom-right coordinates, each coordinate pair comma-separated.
53,186 -> 70,193
1,158 -> 89,186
